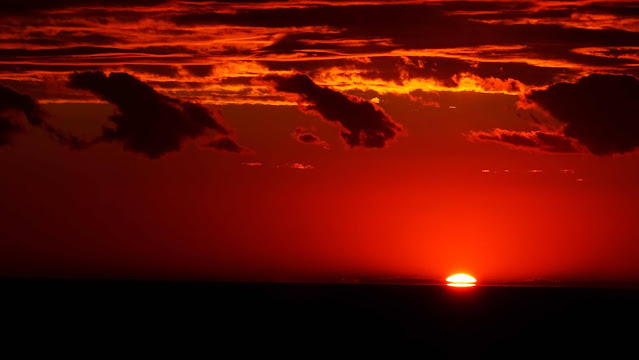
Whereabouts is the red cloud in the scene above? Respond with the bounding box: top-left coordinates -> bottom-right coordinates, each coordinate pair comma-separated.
467,128 -> 581,153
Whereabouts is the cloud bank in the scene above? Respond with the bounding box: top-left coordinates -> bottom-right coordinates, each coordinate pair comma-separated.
469,74 -> 639,155
260,74 -> 402,148
67,71 -> 241,158
527,74 -> 639,155
467,129 -> 579,153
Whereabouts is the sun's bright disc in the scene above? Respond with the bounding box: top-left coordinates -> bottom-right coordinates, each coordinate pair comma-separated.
447,283 -> 475,287
446,273 -> 476,287
446,274 -> 476,283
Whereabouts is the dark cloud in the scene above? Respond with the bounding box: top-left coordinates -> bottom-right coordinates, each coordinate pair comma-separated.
292,127 -> 327,147
467,129 -> 579,153
205,137 -> 245,153
217,77 -> 253,86
0,84 -> 91,148
173,3 -> 639,51
576,2 -> 639,17
0,84 -> 43,145
172,4 -> 479,47
0,85 -> 43,126
0,117 -> 21,146
2,31 -> 120,46
298,133 -> 320,143
260,73 -> 402,148
0,46 -> 196,60
183,65 -> 213,77
0,64 -> 103,74
260,31 -> 393,55
596,48 -> 639,59
0,0 -> 169,14
67,71 -> 240,158
527,74 -> 639,155
472,61 -> 579,87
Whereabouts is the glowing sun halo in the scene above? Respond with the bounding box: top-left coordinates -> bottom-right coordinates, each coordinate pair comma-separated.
446,273 -> 477,287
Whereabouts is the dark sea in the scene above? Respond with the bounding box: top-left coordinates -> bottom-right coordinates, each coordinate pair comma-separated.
4,279 -> 638,358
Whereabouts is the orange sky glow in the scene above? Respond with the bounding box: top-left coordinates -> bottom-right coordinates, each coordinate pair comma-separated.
1,0 -> 639,283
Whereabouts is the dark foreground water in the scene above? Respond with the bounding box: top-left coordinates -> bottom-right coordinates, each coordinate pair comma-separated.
3,279 -> 638,357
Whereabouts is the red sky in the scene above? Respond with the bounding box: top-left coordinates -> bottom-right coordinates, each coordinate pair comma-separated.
1,0 -> 639,283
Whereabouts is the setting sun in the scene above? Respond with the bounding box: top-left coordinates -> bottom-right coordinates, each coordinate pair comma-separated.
446,273 -> 477,287
1,0 -> 638,354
